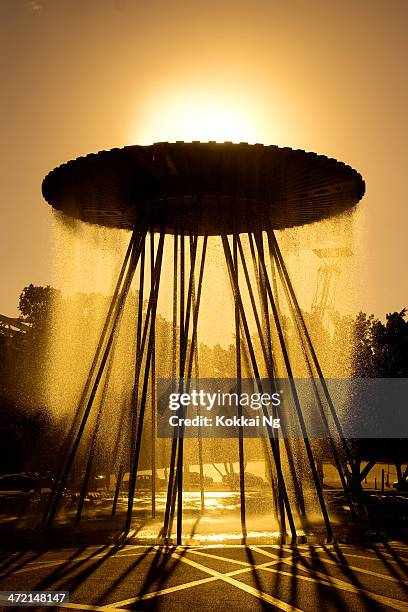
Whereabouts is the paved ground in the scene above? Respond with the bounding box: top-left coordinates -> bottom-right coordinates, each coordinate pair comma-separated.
0,542 -> 407,611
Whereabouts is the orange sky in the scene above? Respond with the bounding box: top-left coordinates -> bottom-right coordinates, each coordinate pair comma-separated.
1,0 -> 407,321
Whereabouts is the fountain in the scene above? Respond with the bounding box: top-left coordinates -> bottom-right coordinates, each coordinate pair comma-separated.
41,142 -> 365,544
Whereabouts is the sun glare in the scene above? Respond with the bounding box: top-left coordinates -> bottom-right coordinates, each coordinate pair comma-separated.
131,94 -> 262,145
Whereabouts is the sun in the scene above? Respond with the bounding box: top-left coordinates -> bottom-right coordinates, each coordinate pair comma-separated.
131,93 -> 262,145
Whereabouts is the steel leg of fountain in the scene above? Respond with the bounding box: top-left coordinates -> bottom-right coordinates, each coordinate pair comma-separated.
251,231 -> 333,542
222,235 -> 297,542
241,234 -> 306,521
233,235 -> 248,543
162,231 -> 205,545
42,233 -> 138,526
75,325 -> 120,524
111,463 -> 124,516
267,232 -> 357,512
150,230 -> 157,519
125,230 -> 165,534
270,232 -> 366,516
161,231 -> 179,543
190,239 -> 206,512
268,231 -> 355,467
176,233 -> 187,546
44,231 -> 146,530
176,234 -> 203,542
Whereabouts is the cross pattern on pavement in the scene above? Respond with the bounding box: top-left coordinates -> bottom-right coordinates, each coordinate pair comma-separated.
0,542 -> 407,611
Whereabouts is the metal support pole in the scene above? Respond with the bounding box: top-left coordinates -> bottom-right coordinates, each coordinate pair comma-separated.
109,395 -> 133,516
233,235 -> 247,542
123,238 -> 147,529
238,233 -> 303,527
112,463 -> 124,516
45,231 -> 145,530
188,236 -> 207,511
176,232 -> 199,544
150,230 -> 157,518
176,233 -> 186,546
125,231 -> 165,533
42,232 -> 138,525
253,232 -> 333,542
162,233 -> 179,542
66,233 -> 137,440
245,233 -> 289,525
222,235 -> 297,542
75,324 -> 119,524
246,233 -> 306,519
267,233 -> 359,514
268,230 -> 355,473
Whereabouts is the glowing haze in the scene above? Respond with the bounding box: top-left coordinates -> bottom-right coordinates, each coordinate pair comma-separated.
132,94 -> 262,145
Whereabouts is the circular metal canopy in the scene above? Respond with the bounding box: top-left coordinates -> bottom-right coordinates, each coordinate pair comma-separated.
42,142 -> 365,235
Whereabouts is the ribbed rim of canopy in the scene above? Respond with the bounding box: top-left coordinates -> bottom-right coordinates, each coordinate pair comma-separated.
42,142 -> 365,235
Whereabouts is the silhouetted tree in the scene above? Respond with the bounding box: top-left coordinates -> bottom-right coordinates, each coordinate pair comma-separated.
351,309 -> 408,486
353,309 -> 408,378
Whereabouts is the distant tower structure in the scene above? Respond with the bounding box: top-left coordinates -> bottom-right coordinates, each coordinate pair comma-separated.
311,247 -> 352,324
